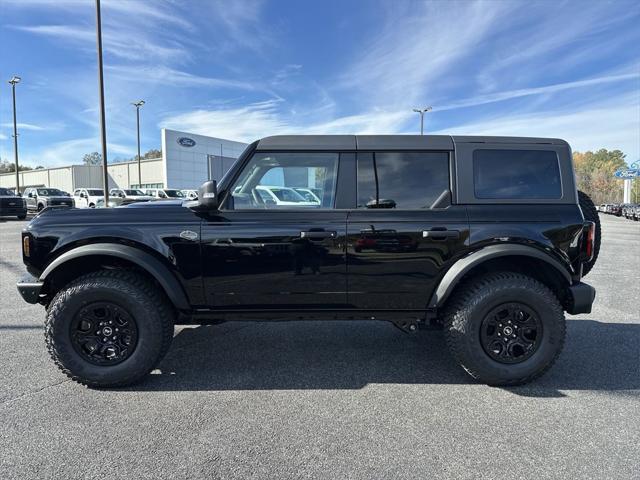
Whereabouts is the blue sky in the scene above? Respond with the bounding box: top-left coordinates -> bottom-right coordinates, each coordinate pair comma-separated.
1,0 -> 639,168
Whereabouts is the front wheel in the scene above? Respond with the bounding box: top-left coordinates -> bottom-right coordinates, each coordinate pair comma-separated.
443,272 -> 565,386
45,270 -> 175,387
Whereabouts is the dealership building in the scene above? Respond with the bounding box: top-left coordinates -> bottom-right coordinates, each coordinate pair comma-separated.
0,129 -> 248,193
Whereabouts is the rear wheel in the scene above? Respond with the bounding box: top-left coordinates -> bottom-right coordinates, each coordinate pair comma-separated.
578,190 -> 600,277
443,272 -> 565,386
45,270 -> 175,387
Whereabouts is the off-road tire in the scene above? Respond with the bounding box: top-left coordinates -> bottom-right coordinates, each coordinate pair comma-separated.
578,190 -> 600,277
443,272 -> 565,386
45,270 -> 175,388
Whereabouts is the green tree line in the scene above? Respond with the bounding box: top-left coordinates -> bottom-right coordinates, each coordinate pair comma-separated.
0,159 -> 44,173
573,149 -> 639,204
82,149 -> 162,165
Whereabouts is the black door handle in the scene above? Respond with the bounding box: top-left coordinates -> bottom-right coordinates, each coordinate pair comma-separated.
300,230 -> 337,239
422,229 -> 460,240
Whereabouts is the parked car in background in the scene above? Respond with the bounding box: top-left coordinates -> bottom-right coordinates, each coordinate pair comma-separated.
293,187 -> 322,203
144,188 -> 186,200
633,204 -> 640,221
23,187 -> 74,212
95,197 -> 124,208
610,204 -> 623,216
73,188 -> 104,208
255,185 -> 320,206
0,186 -> 27,219
181,189 -> 199,200
622,203 -> 638,220
109,188 -> 154,202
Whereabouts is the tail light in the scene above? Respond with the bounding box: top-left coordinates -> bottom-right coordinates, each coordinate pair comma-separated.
23,234 -> 30,257
584,221 -> 595,262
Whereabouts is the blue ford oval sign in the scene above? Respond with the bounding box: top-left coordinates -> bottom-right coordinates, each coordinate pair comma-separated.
613,168 -> 640,179
177,137 -> 196,147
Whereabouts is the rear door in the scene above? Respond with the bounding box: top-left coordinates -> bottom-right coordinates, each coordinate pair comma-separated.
200,151 -> 349,309
346,151 -> 469,310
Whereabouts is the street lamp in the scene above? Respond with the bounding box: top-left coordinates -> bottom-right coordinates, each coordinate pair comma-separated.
412,106 -> 432,135
8,76 -> 21,193
95,0 -> 109,206
131,100 -> 145,188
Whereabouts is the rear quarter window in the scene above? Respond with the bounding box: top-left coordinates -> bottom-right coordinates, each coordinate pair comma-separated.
473,149 -> 562,199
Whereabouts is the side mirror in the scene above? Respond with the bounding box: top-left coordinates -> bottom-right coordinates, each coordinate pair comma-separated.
28,192 -> 34,198
197,180 -> 218,210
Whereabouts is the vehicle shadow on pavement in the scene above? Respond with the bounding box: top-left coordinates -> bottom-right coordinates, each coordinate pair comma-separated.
128,319 -> 639,395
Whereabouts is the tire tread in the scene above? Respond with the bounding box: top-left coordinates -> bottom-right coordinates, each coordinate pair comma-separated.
443,271 -> 566,386
44,269 -> 174,388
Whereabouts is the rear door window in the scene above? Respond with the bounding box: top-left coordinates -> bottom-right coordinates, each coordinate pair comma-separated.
473,149 -> 561,199
357,152 -> 450,209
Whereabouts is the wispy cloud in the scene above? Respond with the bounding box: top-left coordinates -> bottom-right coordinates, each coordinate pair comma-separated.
201,0 -> 273,53
0,122 -> 46,131
105,65 -> 261,92
19,137 -> 132,168
160,100 -> 413,141
436,72 -> 640,112
10,23 -> 189,63
339,1 -> 512,107
434,93 -> 640,161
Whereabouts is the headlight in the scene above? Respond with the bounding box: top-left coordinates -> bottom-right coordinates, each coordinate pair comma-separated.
22,198 -> 26,207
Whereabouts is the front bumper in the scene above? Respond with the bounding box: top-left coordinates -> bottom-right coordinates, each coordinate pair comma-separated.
566,281 -> 596,315
17,273 -> 44,304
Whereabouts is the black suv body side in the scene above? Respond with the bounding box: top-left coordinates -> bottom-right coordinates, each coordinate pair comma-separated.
16,135 -> 596,387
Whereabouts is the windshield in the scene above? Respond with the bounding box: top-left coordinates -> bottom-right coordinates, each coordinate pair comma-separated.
164,189 -> 184,198
0,187 -> 16,196
125,189 -> 146,196
86,189 -> 104,196
37,188 -> 64,196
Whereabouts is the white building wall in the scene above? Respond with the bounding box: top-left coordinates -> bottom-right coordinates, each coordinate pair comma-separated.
1,129 -> 244,192
0,159 -> 164,192
162,128 -> 247,189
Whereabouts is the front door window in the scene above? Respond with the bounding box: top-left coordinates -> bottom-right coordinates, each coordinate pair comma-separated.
227,152 -> 339,209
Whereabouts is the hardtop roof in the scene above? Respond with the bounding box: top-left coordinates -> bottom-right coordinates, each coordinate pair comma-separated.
255,135 -> 568,151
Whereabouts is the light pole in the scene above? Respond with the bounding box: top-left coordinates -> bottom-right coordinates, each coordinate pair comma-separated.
131,100 -> 145,188
412,106 -> 432,135
95,0 -> 110,206
8,76 -> 21,193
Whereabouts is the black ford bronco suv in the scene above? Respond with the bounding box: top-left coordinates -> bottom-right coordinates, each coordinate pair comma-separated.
17,135 -> 599,388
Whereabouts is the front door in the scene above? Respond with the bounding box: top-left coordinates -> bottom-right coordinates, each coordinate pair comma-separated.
25,189 -> 36,210
201,151 -> 348,309
346,151 -> 469,310
75,189 -> 88,208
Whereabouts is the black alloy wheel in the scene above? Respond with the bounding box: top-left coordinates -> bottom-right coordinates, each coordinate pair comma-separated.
70,302 -> 139,365
479,303 -> 542,364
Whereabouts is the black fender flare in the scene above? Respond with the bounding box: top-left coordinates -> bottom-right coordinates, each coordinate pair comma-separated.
428,244 -> 572,309
40,243 -> 190,310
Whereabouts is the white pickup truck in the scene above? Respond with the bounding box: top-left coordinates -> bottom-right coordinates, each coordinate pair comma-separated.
72,188 -> 104,208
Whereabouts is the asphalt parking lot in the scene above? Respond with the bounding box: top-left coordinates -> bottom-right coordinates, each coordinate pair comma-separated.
0,214 -> 638,479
